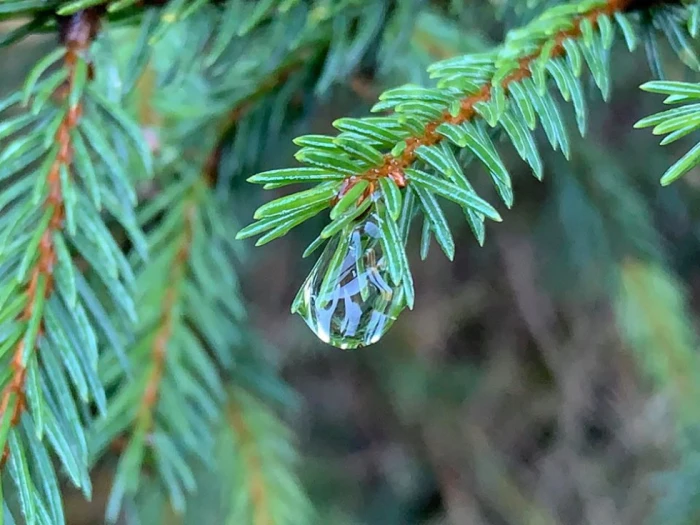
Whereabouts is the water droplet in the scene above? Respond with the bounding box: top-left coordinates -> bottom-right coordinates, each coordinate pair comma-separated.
292,213 -> 406,349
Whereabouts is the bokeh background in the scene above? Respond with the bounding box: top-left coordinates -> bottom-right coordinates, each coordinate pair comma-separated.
4,2 -> 700,524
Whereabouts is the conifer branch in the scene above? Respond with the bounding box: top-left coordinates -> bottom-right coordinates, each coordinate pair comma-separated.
241,0 -> 697,348
335,0 -> 636,198
134,47 -> 312,436
165,376 -> 313,525
96,170 -> 219,522
636,79 -> 700,184
92,33 -> 318,521
0,2 -> 152,520
224,386 -> 312,525
137,193 -> 197,427
228,396 -> 270,525
0,13 -> 100,469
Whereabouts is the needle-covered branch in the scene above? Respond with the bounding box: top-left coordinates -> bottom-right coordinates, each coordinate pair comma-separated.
91,164 -> 243,522
636,78 -> 700,184
0,7 -> 152,524
88,15 -> 336,514
241,0 -> 699,348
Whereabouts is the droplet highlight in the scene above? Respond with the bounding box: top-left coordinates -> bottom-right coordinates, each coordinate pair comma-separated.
292,213 -> 406,349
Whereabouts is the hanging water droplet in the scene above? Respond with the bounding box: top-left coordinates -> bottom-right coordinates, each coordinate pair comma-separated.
292,212 -> 406,349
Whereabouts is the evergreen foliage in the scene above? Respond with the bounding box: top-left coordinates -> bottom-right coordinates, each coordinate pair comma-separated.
241,0 -> 700,348
0,0 -> 699,524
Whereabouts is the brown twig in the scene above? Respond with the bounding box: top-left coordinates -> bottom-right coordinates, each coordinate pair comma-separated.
0,9 -> 99,468
338,0 -> 638,198
137,202 -> 195,423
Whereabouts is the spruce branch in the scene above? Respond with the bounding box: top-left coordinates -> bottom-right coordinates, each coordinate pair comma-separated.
140,372 -> 314,525
0,9 -> 109,524
348,0 -> 635,190
91,40 -> 317,520
228,390 -> 272,525
0,9 -> 99,449
81,4 -> 336,514
93,169 -> 234,522
224,386 -> 313,525
636,80 -> 700,184
137,189 -> 197,426
0,5 -> 152,522
240,0 -> 697,348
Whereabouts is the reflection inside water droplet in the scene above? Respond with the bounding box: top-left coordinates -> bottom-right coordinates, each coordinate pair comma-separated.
292,213 -> 406,349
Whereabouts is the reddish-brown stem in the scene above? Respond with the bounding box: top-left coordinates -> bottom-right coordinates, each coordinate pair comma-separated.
0,10 -> 99,468
339,0 -> 635,197
138,202 -> 196,419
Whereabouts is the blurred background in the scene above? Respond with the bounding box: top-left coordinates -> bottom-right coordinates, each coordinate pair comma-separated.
4,1 -> 700,524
